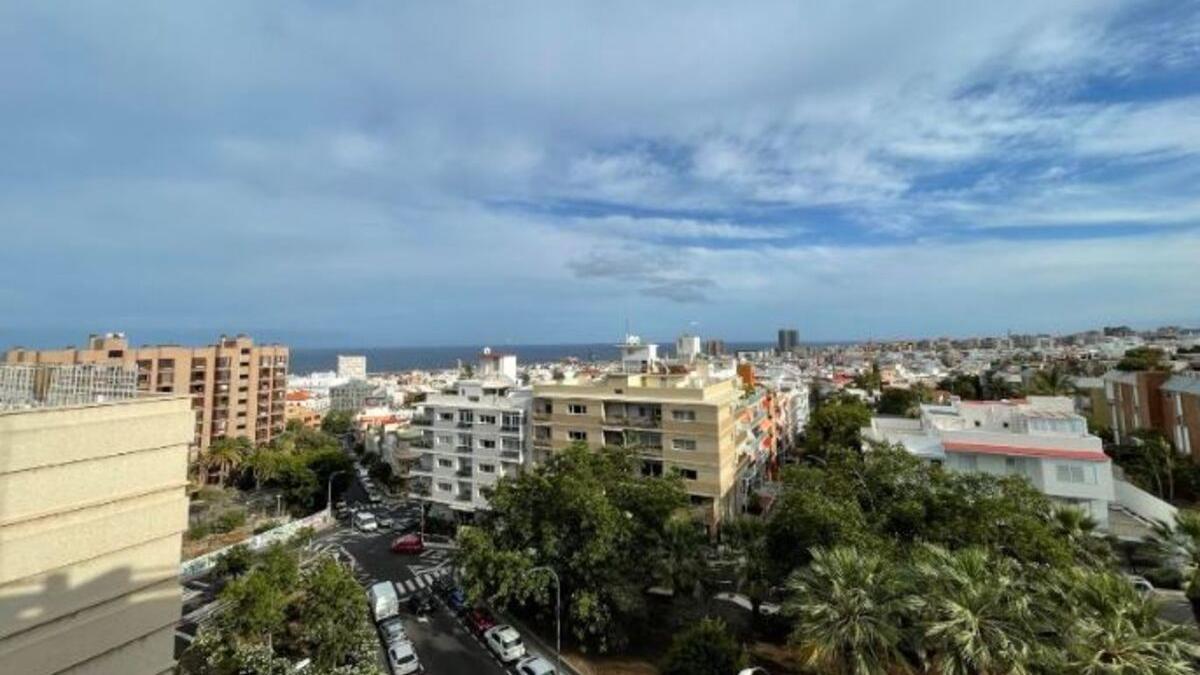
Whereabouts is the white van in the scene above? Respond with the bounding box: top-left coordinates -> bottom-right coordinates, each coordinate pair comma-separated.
353,510 -> 378,532
368,581 -> 400,622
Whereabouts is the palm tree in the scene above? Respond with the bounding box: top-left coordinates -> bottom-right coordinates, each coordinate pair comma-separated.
1149,510 -> 1200,623
246,448 -> 285,491
1065,569 -> 1200,674
724,517 -> 772,621
782,546 -> 914,675
1052,507 -> 1113,568
204,437 -> 250,488
1030,366 -> 1075,396
912,545 -> 1037,675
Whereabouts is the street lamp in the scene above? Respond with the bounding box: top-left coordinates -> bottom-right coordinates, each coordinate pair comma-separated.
526,566 -> 561,675
326,470 -> 346,516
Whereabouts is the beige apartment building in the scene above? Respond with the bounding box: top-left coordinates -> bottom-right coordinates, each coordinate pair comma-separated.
532,370 -> 744,527
4,333 -> 289,451
0,386 -> 193,674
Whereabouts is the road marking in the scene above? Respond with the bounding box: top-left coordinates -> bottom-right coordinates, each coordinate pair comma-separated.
402,579 -> 416,592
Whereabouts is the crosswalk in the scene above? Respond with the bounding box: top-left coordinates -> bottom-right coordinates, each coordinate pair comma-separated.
394,567 -> 448,597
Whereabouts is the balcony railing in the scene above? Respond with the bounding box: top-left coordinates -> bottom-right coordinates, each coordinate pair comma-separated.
532,411 -> 551,421
411,417 -> 433,427
456,467 -> 473,477
456,421 -> 473,429
500,425 -> 521,433
455,492 -> 473,502
500,450 -> 521,460
455,446 -> 473,454
410,438 -> 433,449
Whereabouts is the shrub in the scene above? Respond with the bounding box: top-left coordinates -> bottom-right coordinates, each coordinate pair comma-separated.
187,522 -> 212,541
253,520 -> 280,535
213,509 -> 248,534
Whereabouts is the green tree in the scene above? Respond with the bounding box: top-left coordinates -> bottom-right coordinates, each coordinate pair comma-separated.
783,546 -> 913,675
852,362 -> 883,392
454,443 -> 688,652
218,570 -> 289,645
804,398 -> 872,458
724,517 -> 772,620
246,447 -> 286,491
297,558 -> 376,670
654,515 -> 707,598
211,544 -> 256,582
876,387 -> 922,416
203,437 -> 253,488
320,410 -> 354,436
1030,365 -> 1075,396
1118,347 -> 1168,372
913,546 -> 1038,675
660,617 -> 747,675
1149,509 -> 1200,623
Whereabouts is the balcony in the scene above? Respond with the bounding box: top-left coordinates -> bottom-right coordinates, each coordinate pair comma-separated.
455,492 -> 473,502
500,425 -> 521,433
455,445 -> 473,454
409,463 -> 435,476
500,450 -> 521,460
456,421 -> 473,429
410,438 -> 433,449
412,417 -> 433,427
456,467 -> 473,478
533,411 -> 552,421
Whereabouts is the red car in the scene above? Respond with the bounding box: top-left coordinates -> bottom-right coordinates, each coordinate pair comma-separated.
465,607 -> 497,636
390,533 -> 424,554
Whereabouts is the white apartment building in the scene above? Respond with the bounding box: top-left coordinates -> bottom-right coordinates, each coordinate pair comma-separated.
408,356 -> 530,517
337,354 -> 367,381
863,396 -> 1115,527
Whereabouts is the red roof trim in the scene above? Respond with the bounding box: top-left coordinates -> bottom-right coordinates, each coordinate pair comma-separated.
943,440 -> 1109,463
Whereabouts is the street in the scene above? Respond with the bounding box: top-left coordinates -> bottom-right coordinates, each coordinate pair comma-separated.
177,441 -> 557,674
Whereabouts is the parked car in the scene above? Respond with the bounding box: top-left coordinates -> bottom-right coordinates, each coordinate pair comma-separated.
515,655 -> 556,675
368,582 -> 400,623
465,607 -> 497,636
387,640 -> 422,675
391,533 -> 424,554
484,625 -> 527,663
377,515 -> 395,529
1126,574 -> 1155,596
407,589 -> 434,615
353,511 -> 379,532
446,587 -> 468,614
369,493 -> 384,506
377,616 -> 409,645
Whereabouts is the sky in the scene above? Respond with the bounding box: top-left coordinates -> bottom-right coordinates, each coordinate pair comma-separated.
1,1 -> 1198,348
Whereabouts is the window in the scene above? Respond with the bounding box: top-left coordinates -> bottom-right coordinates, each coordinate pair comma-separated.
568,404 -> 588,415
568,430 -> 587,441
1056,464 -> 1089,484
479,464 -> 496,473
437,458 -> 454,468
959,455 -> 977,471
672,438 -> 697,451
502,437 -> 521,450
680,469 -> 698,480
672,410 -> 696,422
479,414 -> 497,425
437,434 -> 453,445
437,482 -> 452,492
479,439 -> 496,449
439,412 -> 454,421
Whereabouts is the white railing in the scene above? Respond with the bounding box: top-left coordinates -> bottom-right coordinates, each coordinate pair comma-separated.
181,510 -> 334,580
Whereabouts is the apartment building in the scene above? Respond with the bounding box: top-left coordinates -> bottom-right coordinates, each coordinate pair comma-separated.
1162,374 -> 1200,459
408,356 -> 530,516
1103,370 -> 1171,444
329,379 -> 387,413
0,369 -> 193,674
337,354 -> 367,380
531,366 -> 746,527
4,333 -> 289,451
863,396 -> 1114,526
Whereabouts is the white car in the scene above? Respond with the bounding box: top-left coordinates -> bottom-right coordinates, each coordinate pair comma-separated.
377,515 -> 395,530
387,640 -> 422,674
515,655 -> 556,675
484,625 -> 527,663
353,511 -> 378,532
377,616 -> 409,645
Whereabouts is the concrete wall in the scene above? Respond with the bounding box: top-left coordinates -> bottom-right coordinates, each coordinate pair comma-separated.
0,395 -> 192,675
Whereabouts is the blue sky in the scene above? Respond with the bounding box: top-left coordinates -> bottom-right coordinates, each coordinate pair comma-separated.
1,1 -> 1198,348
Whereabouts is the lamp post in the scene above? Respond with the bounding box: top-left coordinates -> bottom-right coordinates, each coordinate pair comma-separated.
527,566 -> 561,674
326,470 -> 346,516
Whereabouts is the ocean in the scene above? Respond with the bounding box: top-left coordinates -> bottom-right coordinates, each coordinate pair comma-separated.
289,342 -> 778,375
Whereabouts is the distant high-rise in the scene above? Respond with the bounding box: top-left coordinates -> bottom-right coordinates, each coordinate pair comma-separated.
675,334 -> 702,362
777,328 -> 800,353
703,340 -> 726,357
337,354 -> 367,380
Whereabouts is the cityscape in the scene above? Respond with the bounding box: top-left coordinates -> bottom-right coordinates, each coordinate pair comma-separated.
3,2 -> 1200,675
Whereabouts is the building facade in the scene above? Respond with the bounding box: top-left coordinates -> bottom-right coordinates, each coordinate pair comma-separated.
777,328 -> 800,354
864,396 -> 1115,526
329,379 -> 387,413
0,391 -> 193,674
1103,370 -> 1171,444
337,355 -> 367,381
4,333 -> 288,451
1162,374 -> 1200,458
408,374 -> 530,516
531,368 -> 745,527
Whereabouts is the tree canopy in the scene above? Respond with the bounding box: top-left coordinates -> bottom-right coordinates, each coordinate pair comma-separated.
1118,347 -> 1169,372
454,442 -> 695,653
